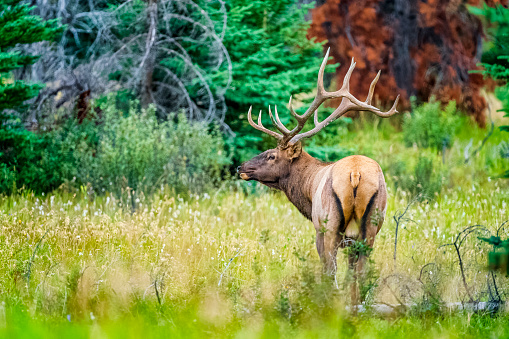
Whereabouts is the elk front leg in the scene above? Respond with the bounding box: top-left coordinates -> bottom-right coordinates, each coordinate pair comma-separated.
315,228 -> 341,276
323,231 -> 341,274
316,231 -> 325,263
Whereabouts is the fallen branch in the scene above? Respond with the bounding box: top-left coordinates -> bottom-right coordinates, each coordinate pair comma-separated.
440,225 -> 488,303
218,248 -> 243,287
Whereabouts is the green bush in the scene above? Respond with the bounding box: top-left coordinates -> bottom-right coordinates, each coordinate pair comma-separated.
0,121 -> 71,194
67,98 -> 230,197
390,156 -> 443,199
403,100 -> 462,151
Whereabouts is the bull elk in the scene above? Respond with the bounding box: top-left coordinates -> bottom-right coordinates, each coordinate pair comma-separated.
238,48 -> 399,303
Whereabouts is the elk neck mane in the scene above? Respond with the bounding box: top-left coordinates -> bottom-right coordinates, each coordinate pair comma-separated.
277,150 -> 330,221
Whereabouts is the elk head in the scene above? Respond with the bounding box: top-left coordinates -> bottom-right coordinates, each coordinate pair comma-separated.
238,48 -> 400,187
238,141 -> 302,187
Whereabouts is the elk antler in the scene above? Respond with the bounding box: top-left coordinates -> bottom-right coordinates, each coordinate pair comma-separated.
247,106 -> 283,140
246,47 -> 400,146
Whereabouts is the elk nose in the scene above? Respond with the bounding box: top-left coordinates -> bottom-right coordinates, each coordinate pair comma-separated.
236,166 -> 241,173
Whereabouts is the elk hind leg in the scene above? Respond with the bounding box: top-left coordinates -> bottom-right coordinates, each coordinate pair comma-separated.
354,191 -> 384,303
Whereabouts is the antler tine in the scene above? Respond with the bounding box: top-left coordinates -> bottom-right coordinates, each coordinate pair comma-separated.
274,106 -> 291,133
365,70 -> 381,105
316,47 -> 330,97
247,106 -> 283,140
369,95 -> 400,117
340,58 -> 356,93
292,47 -> 332,123
288,96 -> 299,119
269,106 -> 291,134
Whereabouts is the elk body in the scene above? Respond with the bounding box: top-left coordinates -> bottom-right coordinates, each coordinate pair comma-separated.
238,49 -> 399,303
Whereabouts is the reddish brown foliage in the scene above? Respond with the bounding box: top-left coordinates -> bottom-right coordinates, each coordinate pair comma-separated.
309,0 -> 508,126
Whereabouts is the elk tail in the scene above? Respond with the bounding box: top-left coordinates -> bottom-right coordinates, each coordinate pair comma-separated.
350,172 -> 361,189
350,172 -> 361,199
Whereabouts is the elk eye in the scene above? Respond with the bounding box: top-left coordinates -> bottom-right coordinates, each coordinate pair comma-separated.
268,155 -> 275,160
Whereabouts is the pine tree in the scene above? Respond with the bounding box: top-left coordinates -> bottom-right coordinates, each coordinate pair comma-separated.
0,0 -> 62,113
221,0 -> 327,161
0,0 -> 63,193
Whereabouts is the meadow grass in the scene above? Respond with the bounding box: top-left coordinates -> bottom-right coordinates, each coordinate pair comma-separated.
0,117 -> 508,338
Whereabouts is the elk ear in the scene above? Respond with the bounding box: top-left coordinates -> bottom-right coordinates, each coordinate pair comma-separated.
286,142 -> 302,160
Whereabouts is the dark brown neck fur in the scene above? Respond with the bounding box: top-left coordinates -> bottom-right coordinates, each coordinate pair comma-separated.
277,151 -> 328,220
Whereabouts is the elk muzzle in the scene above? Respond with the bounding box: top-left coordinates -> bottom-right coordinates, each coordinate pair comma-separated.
237,164 -> 254,181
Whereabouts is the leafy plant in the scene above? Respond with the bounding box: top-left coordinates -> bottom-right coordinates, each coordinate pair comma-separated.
390,156 -> 443,199
0,0 -> 62,113
403,100 -> 462,151
67,96 -> 230,198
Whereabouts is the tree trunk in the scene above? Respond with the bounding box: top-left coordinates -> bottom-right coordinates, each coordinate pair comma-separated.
141,0 -> 158,108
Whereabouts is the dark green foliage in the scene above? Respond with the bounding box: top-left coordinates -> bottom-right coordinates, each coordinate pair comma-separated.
1,94 -> 230,195
470,5 -> 509,81
0,120 -> 71,194
471,5 -> 509,177
479,235 -> 509,276
0,0 -> 64,193
304,115 -> 355,162
471,5 -> 509,136
222,0 -> 328,161
403,100 -> 461,151
305,145 -> 355,162
0,0 -> 62,112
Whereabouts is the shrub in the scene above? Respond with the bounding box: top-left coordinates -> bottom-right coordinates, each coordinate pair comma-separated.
0,122 -> 70,194
390,156 -> 443,199
403,100 -> 462,151
66,98 -> 230,197
486,140 -> 509,178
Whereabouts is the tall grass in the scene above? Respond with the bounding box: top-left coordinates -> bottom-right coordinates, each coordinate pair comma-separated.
0,115 -> 508,338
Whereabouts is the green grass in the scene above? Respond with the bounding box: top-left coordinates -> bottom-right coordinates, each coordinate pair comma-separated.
0,116 -> 508,338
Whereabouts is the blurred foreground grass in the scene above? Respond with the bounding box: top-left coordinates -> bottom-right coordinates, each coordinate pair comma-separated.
0,117 -> 508,338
